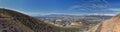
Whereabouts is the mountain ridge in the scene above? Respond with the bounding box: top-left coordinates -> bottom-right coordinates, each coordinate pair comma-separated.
0,8 -> 61,32
0,8 -> 79,32
0,8 -> 34,32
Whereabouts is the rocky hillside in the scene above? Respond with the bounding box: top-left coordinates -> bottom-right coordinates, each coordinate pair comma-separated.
2,8 -> 117,32
88,14 -> 120,32
0,9 -> 34,32
0,8 -> 79,32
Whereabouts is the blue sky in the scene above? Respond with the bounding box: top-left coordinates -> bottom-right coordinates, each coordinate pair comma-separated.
0,0 -> 120,16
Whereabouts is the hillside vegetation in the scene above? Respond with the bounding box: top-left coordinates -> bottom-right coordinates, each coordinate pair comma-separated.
0,8 -> 79,32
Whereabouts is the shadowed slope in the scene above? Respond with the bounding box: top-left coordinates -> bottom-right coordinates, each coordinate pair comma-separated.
0,9 -> 34,32
0,8 -> 79,32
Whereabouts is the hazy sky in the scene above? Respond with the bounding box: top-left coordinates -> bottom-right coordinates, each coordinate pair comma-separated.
0,0 -> 120,16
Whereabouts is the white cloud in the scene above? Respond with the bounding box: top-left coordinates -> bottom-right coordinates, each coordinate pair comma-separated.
86,13 -> 116,16
107,8 -> 120,12
68,0 -> 109,11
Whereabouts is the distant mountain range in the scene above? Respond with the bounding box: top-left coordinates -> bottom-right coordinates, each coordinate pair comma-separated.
35,14 -> 112,22
35,14 -> 112,18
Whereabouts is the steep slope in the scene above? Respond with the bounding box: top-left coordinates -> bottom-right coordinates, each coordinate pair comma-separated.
0,8 -> 79,32
0,9 -> 34,32
87,14 -> 120,32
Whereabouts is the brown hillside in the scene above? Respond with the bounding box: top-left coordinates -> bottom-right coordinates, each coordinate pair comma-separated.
88,14 -> 120,32
0,9 -> 34,32
0,8 -> 61,32
0,8 -> 79,32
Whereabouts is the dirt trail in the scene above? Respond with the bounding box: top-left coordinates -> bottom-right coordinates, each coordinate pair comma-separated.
88,16 -> 120,32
